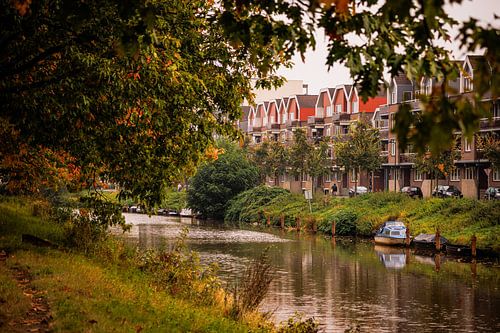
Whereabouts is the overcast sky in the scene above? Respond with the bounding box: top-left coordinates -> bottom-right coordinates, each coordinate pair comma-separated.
277,0 -> 500,95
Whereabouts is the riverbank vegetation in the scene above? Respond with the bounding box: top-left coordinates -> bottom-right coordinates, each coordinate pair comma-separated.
225,186 -> 500,252
0,196 -> 318,332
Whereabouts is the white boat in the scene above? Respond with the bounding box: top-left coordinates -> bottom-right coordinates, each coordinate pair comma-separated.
374,221 -> 408,246
179,208 -> 193,217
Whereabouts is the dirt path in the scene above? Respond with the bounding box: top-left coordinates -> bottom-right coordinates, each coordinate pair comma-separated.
0,251 -> 52,333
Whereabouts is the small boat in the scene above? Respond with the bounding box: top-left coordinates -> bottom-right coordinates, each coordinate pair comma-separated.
179,208 -> 193,217
446,244 -> 472,257
374,221 -> 408,246
413,233 -> 448,250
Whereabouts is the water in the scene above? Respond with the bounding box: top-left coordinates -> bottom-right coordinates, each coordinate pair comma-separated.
117,213 -> 500,333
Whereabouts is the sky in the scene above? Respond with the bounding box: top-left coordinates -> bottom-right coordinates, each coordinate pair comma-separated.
276,0 -> 500,95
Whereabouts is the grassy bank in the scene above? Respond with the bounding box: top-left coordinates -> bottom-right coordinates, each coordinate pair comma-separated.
225,186 -> 500,252
0,197 -> 275,333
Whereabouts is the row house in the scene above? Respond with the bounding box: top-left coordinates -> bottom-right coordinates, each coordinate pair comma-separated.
375,54 -> 499,198
244,84 -> 387,196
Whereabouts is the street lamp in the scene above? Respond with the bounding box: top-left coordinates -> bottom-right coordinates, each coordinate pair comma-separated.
390,138 -> 396,192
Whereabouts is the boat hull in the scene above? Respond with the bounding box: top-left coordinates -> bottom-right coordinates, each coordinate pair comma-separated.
374,236 -> 406,246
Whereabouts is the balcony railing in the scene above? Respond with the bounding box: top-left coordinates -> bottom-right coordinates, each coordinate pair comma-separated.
479,117 -> 500,129
307,116 -> 325,125
399,153 -> 416,164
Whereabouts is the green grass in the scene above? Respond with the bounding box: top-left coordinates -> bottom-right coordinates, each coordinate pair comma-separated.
225,190 -> 500,252
0,196 -> 268,333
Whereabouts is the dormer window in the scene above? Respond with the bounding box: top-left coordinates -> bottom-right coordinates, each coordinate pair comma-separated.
463,75 -> 473,92
402,91 -> 412,101
352,101 -> 359,113
336,104 -> 342,113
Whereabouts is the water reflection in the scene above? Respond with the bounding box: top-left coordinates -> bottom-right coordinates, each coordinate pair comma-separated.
117,214 -> 500,333
374,245 -> 407,269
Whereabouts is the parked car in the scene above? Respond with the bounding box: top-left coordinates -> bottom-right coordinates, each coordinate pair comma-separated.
484,187 -> 500,200
400,186 -> 423,199
432,185 -> 463,198
349,186 -> 368,197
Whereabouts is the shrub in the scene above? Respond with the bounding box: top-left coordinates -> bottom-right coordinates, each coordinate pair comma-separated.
330,210 -> 358,236
136,227 -> 221,305
225,186 -> 291,223
188,142 -> 259,219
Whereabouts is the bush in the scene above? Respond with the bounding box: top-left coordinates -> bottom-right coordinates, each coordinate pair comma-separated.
188,142 -> 259,219
225,186 -> 290,223
330,210 -> 358,236
135,228 -> 221,305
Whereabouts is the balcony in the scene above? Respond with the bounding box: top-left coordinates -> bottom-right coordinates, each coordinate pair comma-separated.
379,130 -> 388,140
286,119 -> 301,127
271,123 -> 281,130
307,116 -> 325,126
479,117 -> 500,130
399,153 -> 416,164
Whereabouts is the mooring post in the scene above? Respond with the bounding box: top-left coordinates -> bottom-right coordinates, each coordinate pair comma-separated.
280,214 -> 285,229
434,253 -> 441,272
331,220 -> 336,237
471,234 -> 477,257
405,224 -> 411,247
266,214 -> 271,227
312,217 -> 317,233
296,216 -> 301,232
435,228 -> 441,252
257,210 -> 262,224
471,259 -> 477,278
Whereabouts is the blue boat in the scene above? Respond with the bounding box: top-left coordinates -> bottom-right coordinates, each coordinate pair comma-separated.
374,221 -> 408,246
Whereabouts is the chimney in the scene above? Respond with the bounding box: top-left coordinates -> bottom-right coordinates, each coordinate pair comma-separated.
303,84 -> 309,95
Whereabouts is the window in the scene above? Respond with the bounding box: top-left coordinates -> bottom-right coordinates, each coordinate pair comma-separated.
451,168 -> 460,181
414,169 -> 423,181
463,76 -> 473,92
392,169 -> 399,181
352,101 -> 359,113
391,140 -> 396,156
290,112 -> 295,120
282,113 -> 287,123
464,137 -> 471,152
336,104 -> 342,113
494,168 -> 500,182
279,173 -> 287,183
325,173 -> 332,182
350,169 -> 357,182
464,167 -> 474,179
391,91 -> 397,104
326,106 -> 333,117
326,127 -> 331,137
402,91 -> 412,101
493,102 -> 500,119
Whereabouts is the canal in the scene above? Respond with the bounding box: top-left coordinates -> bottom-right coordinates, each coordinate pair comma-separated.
118,213 -> 500,333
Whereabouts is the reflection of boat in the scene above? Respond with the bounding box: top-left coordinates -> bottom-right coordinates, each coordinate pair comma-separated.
374,221 -> 408,246
375,245 -> 407,269
413,233 -> 448,250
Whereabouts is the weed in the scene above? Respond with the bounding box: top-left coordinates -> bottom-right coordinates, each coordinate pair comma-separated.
277,312 -> 320,333
229,248 -> 275,320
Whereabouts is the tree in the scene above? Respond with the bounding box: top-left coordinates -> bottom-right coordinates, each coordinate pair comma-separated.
0,0 -> 275,206
265,140 -> 289,186
476,133 -> 500,170
414,150 -> 459,197
187,141 -> 259,219
288,129 -> 311,183
218,0 -> 498,154
307,140 -> 332,196
333,121 -> 381,194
